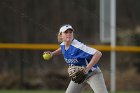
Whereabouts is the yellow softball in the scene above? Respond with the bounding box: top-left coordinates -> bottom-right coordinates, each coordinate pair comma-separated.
43,53 -> 51,60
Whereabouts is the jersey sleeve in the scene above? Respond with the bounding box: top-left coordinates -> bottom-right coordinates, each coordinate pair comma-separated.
80,44 -> 97,55
72,39 -> 97,59
73,40 -> 97,55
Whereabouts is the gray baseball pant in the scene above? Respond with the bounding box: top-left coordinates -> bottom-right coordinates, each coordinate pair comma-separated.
65,68 -> 108,93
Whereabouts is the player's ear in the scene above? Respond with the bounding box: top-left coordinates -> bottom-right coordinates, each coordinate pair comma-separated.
57,33 -> 63,43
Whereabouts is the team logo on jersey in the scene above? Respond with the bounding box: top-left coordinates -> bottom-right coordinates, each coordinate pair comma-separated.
64,58 -> 78,63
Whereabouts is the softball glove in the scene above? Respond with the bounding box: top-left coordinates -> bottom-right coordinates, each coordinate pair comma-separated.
68,66 -> 87,84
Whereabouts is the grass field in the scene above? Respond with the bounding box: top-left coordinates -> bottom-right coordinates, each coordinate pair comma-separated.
0,90 -> 139,93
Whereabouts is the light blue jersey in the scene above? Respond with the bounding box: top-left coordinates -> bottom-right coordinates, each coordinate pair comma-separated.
60,39 -> 98,72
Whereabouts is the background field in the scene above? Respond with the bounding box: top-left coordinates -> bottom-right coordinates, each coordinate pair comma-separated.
0,0 -> 140,92
0,90 -> 140,93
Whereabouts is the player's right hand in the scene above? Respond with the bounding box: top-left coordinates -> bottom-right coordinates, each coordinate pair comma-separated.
43,51 -> 53,60
43,51 -> 52,55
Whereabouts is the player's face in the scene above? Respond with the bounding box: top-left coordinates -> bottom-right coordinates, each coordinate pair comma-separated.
61,29 -> 74,42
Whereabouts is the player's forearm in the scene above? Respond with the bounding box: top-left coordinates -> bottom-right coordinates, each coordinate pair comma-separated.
86,50 -> 102,72
52,48 -> 62,56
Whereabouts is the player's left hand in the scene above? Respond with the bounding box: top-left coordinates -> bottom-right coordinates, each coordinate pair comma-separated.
71,70 -> 87,84
68,66 -> 87,84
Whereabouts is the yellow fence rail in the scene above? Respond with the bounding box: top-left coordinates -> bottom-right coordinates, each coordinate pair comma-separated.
0,43 -> 140,52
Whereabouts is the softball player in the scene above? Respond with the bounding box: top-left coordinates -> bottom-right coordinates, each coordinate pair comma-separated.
44,24 -> 108,93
